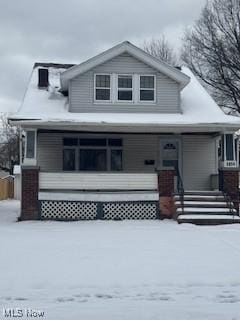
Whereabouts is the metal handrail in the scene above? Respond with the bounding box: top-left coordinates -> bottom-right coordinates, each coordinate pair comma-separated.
175,165 -> 184,215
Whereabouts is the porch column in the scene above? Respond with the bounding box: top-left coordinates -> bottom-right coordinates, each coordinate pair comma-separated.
21,166 -> 39,220
219,133 -> 239,209
158,168 -> 176,218
20,129 -> 39,220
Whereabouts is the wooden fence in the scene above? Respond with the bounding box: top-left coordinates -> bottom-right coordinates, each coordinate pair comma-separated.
0,179 -> 14,200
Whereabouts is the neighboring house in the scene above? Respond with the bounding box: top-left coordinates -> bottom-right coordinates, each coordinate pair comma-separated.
9,41 -> 240,224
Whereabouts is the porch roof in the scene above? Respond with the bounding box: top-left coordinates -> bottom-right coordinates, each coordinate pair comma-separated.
9,64 -> 240,132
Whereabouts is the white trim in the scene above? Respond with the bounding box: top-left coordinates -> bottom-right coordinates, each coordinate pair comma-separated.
39,191 -> 159,202
61,41 -> 190,90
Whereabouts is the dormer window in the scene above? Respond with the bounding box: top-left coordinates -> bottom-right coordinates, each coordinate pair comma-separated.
140,75 -> 155,101
94,73 -> 156,104
95,74 -> 111,101
118,75 -> 133,101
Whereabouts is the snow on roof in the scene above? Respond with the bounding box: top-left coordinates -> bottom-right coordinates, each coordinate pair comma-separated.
9,64 -> 240,130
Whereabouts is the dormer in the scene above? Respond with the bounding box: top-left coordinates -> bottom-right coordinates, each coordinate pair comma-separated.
61,41 -> 190,114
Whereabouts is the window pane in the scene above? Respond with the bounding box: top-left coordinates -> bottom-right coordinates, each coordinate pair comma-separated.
226,134 -> 234,160
118,90 -> 132,101
108,139 -> 122,146
96,88 -> 110,100
26,131 -> 35,158
63,149 -> 75,171
140,90 -> 154,101
111,150 -> 122,171
96,75 -> 110,88
63,138 -> 78,146
79,149 -> 107,171
80,138 -> 107,146
118,75 -> 132,88
140,76 -> 154,88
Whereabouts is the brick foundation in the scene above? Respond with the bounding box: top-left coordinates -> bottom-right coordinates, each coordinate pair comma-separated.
21,167 -> 39,220
158,169 -> 176,218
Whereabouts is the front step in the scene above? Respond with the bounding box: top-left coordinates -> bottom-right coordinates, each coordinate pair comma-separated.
174,195 -> 226,201
178,214 -> 240,225
175,201 -> 231,208
174,190 -> 239,225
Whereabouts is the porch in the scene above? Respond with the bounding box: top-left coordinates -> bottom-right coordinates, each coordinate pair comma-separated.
20,129 -> 239,222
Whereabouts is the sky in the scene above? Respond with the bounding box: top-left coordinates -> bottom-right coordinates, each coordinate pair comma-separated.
0,0 -> 207,114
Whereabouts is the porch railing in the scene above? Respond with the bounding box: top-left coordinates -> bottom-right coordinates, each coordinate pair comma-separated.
175,166 -> 184,215
39,172 -> 158,191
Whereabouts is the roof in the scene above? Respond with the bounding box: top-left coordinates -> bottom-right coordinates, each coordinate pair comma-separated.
8,46 -> 240,132
61,41 -> 190,90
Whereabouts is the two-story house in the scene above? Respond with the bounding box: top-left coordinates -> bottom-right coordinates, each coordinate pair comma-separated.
9,41 -> 240,224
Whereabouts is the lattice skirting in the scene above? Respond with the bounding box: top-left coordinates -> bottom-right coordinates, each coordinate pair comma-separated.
39,200 -> 159,220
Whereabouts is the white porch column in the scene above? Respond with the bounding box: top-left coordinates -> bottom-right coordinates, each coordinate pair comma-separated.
23,129 -> 37,166
220,133 -> 239,169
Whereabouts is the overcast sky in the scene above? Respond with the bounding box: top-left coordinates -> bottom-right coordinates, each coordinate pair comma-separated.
0,0 -> 206,113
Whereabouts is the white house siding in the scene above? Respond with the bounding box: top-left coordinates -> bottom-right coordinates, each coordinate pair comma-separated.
37,132 -> 217,190
182,135 -> 217,190
69,53 -> 180,113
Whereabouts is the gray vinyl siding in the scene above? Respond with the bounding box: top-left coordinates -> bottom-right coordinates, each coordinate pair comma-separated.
37,132 -> 158,173
37,132 -> 217,190
182,135 -> 217,190
69,53 -> 180,113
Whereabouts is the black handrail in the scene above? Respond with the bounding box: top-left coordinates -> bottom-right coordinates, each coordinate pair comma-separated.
175,165 -> 184,215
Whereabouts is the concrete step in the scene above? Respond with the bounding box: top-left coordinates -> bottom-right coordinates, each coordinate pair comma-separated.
174,195 -> 226,201
182,190 -> 223,196
176,207 -> 236,214
177,214 -> 240,225
175,201 -> 232,208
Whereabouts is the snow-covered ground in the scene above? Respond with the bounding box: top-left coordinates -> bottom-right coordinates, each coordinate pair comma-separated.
1,200 -> 240,319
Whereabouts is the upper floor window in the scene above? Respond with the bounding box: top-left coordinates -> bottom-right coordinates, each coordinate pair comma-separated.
95,74 -> 111,101
94,73 -> 156,103
140,75 -> 155,101
118,75 -> 133,101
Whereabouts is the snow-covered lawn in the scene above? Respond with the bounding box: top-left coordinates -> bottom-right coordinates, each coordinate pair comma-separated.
1,200 -> 240,319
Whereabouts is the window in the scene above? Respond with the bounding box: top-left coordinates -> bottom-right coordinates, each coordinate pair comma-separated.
62,137 -> 123,171
94,73 -> 156,104
226,134 -> 234,161
118,75 -> 133,101
26,131 -> 36,158
79,149 -> 107,171
111,150 -> 122,171
63,149 -> 76,171
140,75 -> 155,101
95,75 -> 111,101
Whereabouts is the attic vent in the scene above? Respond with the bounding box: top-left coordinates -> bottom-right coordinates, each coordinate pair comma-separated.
38,68 -> 49,88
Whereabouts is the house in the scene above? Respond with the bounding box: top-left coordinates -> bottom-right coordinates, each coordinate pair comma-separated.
9,41 -> 240,224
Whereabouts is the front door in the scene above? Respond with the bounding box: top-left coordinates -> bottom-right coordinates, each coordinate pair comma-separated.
159,138 -> 181,172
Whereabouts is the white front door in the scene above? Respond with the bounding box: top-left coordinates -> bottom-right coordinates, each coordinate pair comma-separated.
159,138 -> 181,171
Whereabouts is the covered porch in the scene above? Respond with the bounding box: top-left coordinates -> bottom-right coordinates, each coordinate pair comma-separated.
20,126 -> 239,221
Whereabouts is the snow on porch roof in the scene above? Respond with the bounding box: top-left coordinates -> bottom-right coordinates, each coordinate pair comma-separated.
9,63 -> 240,131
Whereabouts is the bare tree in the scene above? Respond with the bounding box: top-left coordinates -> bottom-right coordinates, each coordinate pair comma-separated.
143,36 -> 178,66
181,0 -> 240,114
0,115 -> 20,174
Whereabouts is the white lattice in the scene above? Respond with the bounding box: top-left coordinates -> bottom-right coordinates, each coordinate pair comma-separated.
41,201 -> 97,220
103,202 -> 158,220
